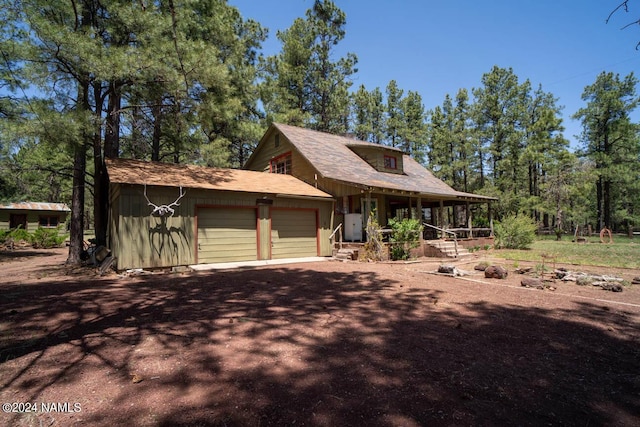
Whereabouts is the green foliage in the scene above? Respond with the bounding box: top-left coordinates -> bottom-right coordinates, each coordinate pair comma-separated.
573,71 -> 640,230
31,227 -> 67,248
388,218 -> 422,260
0,225 -> 30,245
494,215 -> 537,249
0,226 -> 66,248
261,0 -> 357,133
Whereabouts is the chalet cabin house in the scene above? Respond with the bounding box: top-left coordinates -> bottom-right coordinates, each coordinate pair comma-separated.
106,158 -> 334,270
0,202 -> 70,232
244,123 -> 495,244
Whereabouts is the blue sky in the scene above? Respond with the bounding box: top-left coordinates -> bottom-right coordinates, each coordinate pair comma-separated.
229,0 -> 640,149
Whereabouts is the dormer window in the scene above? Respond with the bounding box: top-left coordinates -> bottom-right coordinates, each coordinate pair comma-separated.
384,155 -> 397,170
270,152 -> 292,174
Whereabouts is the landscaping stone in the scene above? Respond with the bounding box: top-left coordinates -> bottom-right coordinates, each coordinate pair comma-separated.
485,265 -> 508,279
438,265 -> 456,274
521,277 -> 544,289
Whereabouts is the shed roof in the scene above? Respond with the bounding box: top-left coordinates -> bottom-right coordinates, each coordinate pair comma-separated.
268,123 -> 494,202
0,202 -> 70,212
106,158 -> 333,199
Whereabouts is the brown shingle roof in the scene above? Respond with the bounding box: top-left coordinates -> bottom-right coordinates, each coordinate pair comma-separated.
271,123 -> 494,201
106,158 -> 333,199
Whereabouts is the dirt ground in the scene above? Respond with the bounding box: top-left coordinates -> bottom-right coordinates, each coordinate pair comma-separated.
1,248 -> 639,427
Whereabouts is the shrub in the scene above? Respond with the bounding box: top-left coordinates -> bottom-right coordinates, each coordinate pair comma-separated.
31,227 -> 67,249
8,227 -> 32,244
388,218 -> 422,260
494,215 -> 536,249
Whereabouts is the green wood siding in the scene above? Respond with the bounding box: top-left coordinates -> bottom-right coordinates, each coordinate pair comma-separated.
271,209 -> 318,259
110,183 -> 334,269
0,210 -> 69,233
197,207 -> 258,263
245,131 -> 318,187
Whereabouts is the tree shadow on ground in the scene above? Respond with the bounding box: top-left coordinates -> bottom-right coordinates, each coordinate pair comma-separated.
0,265 -> 639,426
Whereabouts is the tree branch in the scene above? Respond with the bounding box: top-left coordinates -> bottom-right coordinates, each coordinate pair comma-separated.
606,1 -> 630,24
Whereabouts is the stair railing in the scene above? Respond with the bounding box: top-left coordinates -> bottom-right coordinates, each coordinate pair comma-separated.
423,223 -> 458,258
329,223 -> 343,249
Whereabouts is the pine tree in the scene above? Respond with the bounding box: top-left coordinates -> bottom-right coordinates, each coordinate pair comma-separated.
261,0 -> 357,133
573,71 -> 640,231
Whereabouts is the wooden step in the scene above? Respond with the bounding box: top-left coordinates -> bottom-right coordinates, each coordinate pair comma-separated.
424,240 -> 472,259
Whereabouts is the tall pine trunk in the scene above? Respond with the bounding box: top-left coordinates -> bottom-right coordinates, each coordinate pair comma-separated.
67,140 -> 86,265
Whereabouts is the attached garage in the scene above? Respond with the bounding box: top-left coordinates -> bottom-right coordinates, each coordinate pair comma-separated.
106,158 -> 334,270
197,207 -> 258,263
271,209 -> 318,259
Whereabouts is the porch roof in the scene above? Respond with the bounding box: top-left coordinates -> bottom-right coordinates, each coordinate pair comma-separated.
272,123 -> 495,203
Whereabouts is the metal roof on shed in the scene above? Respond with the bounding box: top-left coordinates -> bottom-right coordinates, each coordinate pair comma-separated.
0,202 -> 71,211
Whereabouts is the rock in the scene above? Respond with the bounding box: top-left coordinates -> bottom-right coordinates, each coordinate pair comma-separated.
474,263 -> 488,271
594,282 -> 623,292
438,265 -> 456,274
521,278 -> 544,289
515,267 -> 533,274
576,275 -> 592,286
632,277 -> 640,285
554,270 -> 568,279
485,265 -> 508,279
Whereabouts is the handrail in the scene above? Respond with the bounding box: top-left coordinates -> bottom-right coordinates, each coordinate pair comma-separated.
329,223 -> 343,249
423,223 -> 458,258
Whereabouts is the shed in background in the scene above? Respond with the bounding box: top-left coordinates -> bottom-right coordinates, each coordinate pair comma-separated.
0,202 -> 70,232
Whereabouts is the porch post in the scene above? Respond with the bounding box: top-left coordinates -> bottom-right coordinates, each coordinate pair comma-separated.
417,196 -> 423,243
467,201 -> 472,238
365,190 -> 372,241
439,200 -> 444,239
488,201 -> 493,236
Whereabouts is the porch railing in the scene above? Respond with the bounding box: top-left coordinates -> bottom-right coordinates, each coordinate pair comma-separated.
423,223 -> 458,258
329,223 -> 343,249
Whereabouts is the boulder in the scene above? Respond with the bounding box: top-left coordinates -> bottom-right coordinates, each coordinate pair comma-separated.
594,282 -> 623,292
485,265 -> 508,279
521,278 -> 544,289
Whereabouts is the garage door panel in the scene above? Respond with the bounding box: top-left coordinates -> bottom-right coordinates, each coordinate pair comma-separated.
271,210 -> 317,259
197,208 -> 257,263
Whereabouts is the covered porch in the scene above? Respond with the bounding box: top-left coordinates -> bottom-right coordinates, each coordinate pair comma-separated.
333,187 -> 495,242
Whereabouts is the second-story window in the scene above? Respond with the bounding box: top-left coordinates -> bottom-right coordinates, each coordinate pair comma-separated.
270,152 -> 292,174
384,155 -> 397,170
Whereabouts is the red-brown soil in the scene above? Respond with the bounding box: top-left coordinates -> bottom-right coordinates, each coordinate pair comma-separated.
1,248 -> 639,426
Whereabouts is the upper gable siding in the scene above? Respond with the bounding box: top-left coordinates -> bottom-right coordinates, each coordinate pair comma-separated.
245,131 -> 318,185
246,131 -> 294,172
349,146 -> 404,175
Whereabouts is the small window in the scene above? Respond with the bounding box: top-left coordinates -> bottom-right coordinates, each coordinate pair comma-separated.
270,152 -> 292,175
39,215 -> 60,228
275,133 -> 280,147
384,155 -> 397,170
